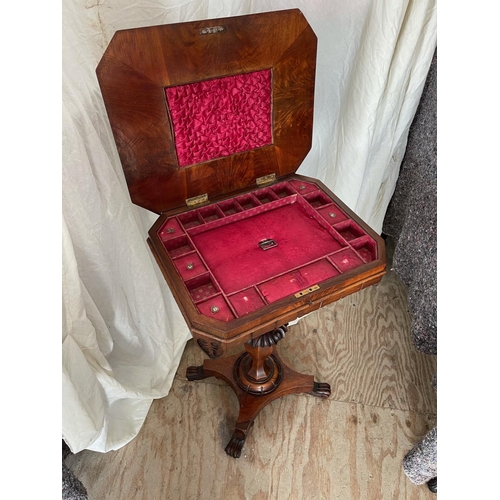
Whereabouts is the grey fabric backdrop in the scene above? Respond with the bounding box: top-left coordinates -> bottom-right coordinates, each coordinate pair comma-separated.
383,50 -> 437,487
383,50 -> 437,356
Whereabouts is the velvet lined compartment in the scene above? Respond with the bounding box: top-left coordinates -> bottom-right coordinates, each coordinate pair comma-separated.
190,201 -> 346,294
165,69 -> 272,167
158,180 -> 378,322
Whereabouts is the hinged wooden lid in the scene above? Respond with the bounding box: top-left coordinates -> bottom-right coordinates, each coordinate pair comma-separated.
96,9 -> 317,214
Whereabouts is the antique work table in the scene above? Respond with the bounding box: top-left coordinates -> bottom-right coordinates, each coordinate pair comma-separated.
96,9 -> 386,458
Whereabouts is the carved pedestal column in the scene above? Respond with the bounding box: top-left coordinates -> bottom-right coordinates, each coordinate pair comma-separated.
186,325 -> 331,458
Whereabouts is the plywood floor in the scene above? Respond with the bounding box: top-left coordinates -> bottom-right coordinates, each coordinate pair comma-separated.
65,268 -> 437,500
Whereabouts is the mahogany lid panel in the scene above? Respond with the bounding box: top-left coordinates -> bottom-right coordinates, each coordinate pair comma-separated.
96,9 -> 317,214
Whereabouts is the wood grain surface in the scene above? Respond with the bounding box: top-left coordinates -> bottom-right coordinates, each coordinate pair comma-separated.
65,270 -> 437,499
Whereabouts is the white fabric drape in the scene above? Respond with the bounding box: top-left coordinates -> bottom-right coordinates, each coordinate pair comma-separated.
62,0 -> 436,453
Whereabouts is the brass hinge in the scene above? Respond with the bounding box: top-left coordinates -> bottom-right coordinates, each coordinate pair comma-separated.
186,193 -> 208,208
256,173 -> 276,186
294,284 -> 320,298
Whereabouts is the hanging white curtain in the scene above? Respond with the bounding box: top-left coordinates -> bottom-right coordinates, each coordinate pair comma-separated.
62,0 -> 436,453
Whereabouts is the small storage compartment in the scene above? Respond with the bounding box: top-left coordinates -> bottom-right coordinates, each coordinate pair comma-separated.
258,259 -> 340,304
178,211 -> 204,229
163,235 -> 193,258
351,236 -> 377,263
271,183 -> 296,199
329,248 -> 365,273
199,205 -> 224,223
197,295 -> 236,322
317,204 -> 348,225
254,187 -> 279,204
158,218 -> 184,241
289,180 -> 317,194
236,194 -> 260,210
173,253 -> 208,280
303,191 -> 332,208
218,199 -> 243,216
185,274 -> 220,302
229,287 -> 267,316
333,220 -> 365,241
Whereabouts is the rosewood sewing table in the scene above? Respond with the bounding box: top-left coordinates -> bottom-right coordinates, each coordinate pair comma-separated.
96,9 -> 386,458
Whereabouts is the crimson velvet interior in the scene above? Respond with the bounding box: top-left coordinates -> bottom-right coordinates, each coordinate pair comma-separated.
165,70 -> 272,167
157,180 -> 378,322
191,203 -> 343,293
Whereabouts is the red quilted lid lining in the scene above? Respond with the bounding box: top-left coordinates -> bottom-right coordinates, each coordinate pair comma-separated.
165,69 -> 272,167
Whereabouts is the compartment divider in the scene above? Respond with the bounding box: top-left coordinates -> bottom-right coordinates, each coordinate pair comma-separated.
170,249 -> 197,260
332,219 -> 365,241
198,204 -> 225,223
294,196 -> 349,248
178,235 -> 240,318
270,181 -> 298,198
350,235 -> 378,262
161,232 -> 194,259
218,198 -> 244,216
235,192 -> 261,210
254,186 -> 280,204
184,273 -> 220,303
255,286 -> 269,305
177,210 -> 205,229
256,257 -> 341,303
327,247 -> 366,273
185,195 -> 298,236
227,286 -> 270,317
325,254 -> 342,274
302,190 -> 334,208
226,255 -> 340,297
157,217 -> 185,241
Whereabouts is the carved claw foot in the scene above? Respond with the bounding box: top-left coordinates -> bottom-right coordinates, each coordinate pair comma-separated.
225,434 -> 246,458
309,381 -> 331,398
186,365 -> 207,381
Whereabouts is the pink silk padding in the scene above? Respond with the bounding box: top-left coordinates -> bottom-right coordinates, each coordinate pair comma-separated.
165,69 -> 272,167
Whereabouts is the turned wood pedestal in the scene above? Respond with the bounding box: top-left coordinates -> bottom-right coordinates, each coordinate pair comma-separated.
186,325 -> 331,458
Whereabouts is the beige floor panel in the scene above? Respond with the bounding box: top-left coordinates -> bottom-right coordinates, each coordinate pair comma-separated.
66,379 -> 436,499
